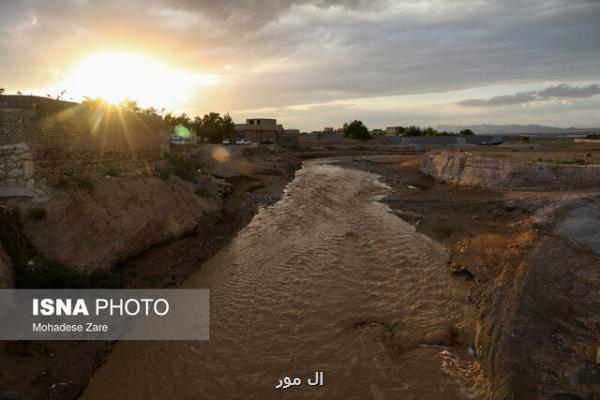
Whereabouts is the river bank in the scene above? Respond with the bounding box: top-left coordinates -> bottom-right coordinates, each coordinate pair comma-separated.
338,155 -> 600,399
3,146 -> 598,399
82,157 -> 482,400
0,145 -> 301,400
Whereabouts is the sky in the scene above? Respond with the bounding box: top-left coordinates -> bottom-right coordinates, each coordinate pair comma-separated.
1,0 -> 599,131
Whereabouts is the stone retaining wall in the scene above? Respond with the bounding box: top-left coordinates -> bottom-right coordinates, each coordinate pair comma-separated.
0,143 -> 34,188
0,95 -> 167,188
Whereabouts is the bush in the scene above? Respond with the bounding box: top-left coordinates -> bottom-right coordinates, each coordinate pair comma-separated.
15,258 -> 85,289
28,207 -> 47,221
342,120 -> 371,140
164,152 -> 197,182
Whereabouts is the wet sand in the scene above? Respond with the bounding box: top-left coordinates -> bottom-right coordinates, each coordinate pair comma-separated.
82,160 -> 482,399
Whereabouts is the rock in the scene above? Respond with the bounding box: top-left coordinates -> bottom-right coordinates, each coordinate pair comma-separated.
7,168 -> 22,178
23,161 -> 33,179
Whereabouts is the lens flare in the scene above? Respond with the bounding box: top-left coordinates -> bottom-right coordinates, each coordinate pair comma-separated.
211,146 -> 230,163
174,124 -> 191,138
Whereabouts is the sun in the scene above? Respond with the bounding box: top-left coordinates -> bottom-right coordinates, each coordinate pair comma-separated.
51,51 -> 219,108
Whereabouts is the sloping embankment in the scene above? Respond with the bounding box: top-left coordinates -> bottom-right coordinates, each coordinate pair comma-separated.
421,151 -> 600,191
19,176 -> 223,273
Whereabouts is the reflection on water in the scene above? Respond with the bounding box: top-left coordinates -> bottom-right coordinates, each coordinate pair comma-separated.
83,160 -> 485,400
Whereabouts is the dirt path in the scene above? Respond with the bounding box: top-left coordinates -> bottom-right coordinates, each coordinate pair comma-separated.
82,159 -> 482,400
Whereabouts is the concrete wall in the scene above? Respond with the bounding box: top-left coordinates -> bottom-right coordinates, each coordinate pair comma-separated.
277,134 -> 299,145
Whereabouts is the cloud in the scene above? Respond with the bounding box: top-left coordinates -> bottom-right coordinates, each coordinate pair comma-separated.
458,84 -> 600,107
1,0 -> 600,128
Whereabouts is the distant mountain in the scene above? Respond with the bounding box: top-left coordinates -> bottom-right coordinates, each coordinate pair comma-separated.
436,124 -> 600,135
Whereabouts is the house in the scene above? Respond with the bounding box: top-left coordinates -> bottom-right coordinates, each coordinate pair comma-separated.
234,118 -> 299,144
235,118 -> 279,143
386,126 -> 405,135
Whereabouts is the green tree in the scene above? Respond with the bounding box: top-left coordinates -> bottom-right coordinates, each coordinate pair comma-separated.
460,129 -> 474,136
422,127 -> 438,136
404,126 -> 422,137
343,120 -> 371,140
196,112 -> 235,143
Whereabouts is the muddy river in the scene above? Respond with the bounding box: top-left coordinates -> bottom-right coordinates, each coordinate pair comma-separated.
82,160 -> 485,399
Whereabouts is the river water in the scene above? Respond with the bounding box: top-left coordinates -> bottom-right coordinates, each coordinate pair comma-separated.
82,160 -> 484,400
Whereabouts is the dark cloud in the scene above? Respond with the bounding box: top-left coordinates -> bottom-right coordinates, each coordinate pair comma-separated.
0,0 -> 600,128
458,84 -> 600,107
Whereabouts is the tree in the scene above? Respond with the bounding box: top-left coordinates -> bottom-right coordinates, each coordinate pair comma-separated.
119,99 -> 141,113
342,120 -> 371,140
0,88 -> 5,95
404,126 -> 422,137
422,127 -> 438,136
196,112 -> 235,143
460,129 -> 474,136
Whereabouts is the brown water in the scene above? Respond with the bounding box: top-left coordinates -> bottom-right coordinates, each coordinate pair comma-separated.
82,160 -> 484,400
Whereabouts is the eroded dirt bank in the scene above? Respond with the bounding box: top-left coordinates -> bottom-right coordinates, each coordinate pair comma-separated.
0,145 -> 301,400
339,155 -> 600,400
83,159 -> 483,400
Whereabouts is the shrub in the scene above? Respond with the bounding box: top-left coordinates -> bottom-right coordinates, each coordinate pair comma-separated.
164,152 -> 197,182
28,207 -> 47,221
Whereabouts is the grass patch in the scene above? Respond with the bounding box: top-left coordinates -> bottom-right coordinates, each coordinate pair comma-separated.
28,207 -> 47,221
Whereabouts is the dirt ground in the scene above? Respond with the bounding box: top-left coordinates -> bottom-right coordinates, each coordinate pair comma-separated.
0,145 -> 301,400
459,141 -> 600,165
339,154 -> 600,399
1,144 -> 598,399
